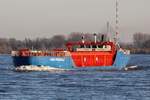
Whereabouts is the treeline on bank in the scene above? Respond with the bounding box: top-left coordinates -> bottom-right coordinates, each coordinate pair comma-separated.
121,33 -> 150,54
0,32 -> 150,54
0,33 -> 106,54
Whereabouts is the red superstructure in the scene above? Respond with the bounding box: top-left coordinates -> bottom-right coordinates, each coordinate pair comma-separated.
66,41 -> 116,67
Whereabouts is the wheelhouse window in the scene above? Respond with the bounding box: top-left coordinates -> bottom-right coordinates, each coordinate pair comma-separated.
80,45 -> 84,48
92,45 -> 97,48
98,45 -> 103,48
86,45 -> 91,48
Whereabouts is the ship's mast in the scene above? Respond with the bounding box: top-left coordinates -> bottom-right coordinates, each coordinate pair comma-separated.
106,21 -> 110,41
115,0 -> 119,37
115,0 -> 120,48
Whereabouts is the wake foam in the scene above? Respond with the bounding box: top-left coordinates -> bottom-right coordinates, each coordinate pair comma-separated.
14,65 -> 150,72
124,65 -> 139,71
15,65 -> 65,72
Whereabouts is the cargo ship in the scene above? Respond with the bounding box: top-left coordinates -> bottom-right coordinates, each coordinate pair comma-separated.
12,0 -> 130,71
11,34 -> 130,71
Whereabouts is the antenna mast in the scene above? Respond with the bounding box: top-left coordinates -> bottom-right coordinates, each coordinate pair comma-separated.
106,21 -> 110,41
115,0 -> 120,47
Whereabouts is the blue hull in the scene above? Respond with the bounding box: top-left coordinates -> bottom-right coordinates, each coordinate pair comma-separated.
12,51 -> 130,70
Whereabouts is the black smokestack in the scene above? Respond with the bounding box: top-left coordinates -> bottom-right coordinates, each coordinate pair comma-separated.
101,34 -> 104,42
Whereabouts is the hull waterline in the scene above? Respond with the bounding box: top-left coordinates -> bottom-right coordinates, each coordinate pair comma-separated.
12,50 -> 130,71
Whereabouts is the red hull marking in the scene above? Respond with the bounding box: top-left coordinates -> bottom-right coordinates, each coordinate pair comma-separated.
71,52 -> 115,67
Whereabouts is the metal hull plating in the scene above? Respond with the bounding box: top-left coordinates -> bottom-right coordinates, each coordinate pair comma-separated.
12,51 -> 130,70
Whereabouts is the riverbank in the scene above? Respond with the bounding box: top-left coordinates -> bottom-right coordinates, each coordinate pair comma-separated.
129,48 -> 150,54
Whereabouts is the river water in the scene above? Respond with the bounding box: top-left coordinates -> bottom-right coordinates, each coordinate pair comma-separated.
0,54 -> 150,100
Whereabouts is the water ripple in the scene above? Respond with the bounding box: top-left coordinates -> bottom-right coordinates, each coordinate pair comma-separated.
0,54 -> 150,100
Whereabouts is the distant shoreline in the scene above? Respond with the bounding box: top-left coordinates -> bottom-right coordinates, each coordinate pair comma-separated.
0,54 -> 10,55
129,48 -> 150,54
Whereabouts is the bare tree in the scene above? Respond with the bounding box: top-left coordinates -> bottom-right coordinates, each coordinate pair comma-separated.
67,32 -> 82,42
50,35 -> 66,49
133,33 -> 150,48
